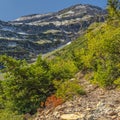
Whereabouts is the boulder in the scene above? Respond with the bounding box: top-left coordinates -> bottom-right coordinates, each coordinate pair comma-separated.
60,114 -> 81,120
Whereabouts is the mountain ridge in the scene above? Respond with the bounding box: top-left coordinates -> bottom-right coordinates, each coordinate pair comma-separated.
0,4 -> 106,60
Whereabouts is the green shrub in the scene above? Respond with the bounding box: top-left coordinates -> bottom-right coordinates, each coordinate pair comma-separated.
0,55 -> 53,114
82,20 -> 120,87
49,57 -> 78,80
0,109 -> 23,120
54,79 -> 85,100
114,78 -> 120,88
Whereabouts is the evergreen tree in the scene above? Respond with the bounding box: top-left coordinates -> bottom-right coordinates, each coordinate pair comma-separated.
107,0 -> 120,20
0,55 -> 53,114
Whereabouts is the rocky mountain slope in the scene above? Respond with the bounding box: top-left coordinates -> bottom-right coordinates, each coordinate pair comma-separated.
33,72 -> 120,120
0,4 -> 106,60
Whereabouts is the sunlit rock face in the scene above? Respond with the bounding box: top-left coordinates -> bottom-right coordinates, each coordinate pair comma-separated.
0,4 -> 106,60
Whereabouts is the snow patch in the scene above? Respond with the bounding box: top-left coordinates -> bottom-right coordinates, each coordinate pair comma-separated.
66,10 -> 74,14
66,42 -> 71,45
54,21 -> 61,26
17,32 -> 28,35
75,5 -> 86,9
14,13 -> 52,22
1,27 -> 14,32
11,23 -> 23,25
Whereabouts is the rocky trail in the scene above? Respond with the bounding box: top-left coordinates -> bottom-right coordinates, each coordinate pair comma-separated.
32,72 -> 120,120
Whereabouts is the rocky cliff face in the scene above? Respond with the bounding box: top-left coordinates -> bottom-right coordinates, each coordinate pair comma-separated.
0,4 -> 106,60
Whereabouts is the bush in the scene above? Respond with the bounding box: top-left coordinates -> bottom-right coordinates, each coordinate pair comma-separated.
42,94 -> 63,109
54,80 -> 85,100
82,20 -> 120,87
114,77 -> 120,88
0,55 -> 53,114
49,57 -> 78,80
0,109 -> 23,120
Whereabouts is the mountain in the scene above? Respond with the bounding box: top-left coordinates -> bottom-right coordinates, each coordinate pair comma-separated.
0,4 -> 106,60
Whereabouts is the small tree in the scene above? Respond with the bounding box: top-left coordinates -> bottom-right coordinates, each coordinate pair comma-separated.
107,0 -> 120,20
0,55 -> 53,114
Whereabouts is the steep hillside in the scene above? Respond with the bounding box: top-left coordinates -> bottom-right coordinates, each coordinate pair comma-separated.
33,19 -> 120,120
0,4 -> 106,60
34,73 -> 120,120
0,1 -> 120,119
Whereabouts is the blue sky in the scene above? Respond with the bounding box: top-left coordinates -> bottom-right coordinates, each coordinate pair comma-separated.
0,0 -> 107,21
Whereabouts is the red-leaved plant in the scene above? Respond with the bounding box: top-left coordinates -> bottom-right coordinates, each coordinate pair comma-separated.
41,95 -> 63,109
